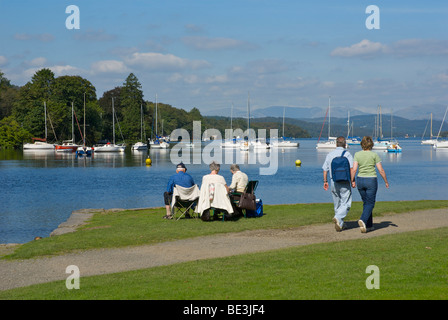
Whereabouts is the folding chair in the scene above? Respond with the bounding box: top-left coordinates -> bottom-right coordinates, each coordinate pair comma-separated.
171,185 -> 200,220
230,180 -> 259,218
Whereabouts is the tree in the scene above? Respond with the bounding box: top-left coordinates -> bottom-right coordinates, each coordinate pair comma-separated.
0,70 -> 19,119
98,87 -> 122,142
0,116 -> 32,148
52,75 -> 98,142
120,73 -> 144,141
12,69 -> 56,139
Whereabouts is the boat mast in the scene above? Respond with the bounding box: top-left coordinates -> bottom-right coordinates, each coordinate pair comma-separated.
140,103 -> 143,141
247,91 -> 250,132
112,97 -> 115,145
71,102 -> 75,142
44,101 -> 47,141
155,94 -> 158,137
328,96 -> 331,138
282,107 -> 285,138
83,93 -> 86,148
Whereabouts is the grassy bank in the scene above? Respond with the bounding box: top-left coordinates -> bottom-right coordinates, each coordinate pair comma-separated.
4,200 -> 448,260
1,227 -> 447,299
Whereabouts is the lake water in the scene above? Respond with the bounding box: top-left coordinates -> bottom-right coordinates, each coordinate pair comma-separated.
1,138 -> 447,244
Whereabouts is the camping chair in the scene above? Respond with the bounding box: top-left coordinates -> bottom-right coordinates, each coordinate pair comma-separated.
171,185 -> 200,221
231,180 -> 259,218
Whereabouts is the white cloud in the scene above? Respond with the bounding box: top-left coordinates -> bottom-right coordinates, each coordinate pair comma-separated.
124,52 -> 210,71
91,60 -> 129,74
0,56 -> 7,66
182,36 -> 257,51
331,39 -> 387,58
27,57 -> 47,67
331,39 -> 448,59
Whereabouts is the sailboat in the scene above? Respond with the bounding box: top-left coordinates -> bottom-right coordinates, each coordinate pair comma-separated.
316,97 -> 337,149
55,102 -> 80,152
221,103 -> 241,148
387,109 -> 402,153
270,107 -> 299,148
346,111 -> 361,145
76,94 -> 93,156
94,97 -> 126,152
421,113 -> 437,145
149,94 -> 169,149
132,103 -> 148,150
23,102 -> 56,150
372,105 -> 391,150
433,106 -> 448,149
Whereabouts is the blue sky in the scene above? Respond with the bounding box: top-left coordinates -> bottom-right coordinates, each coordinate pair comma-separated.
1,0 -> 447,115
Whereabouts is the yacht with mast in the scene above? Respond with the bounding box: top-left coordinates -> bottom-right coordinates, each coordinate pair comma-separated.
94,97 -> 126,152
23,102 -> 56,150
149,94 -> 169,149
316,97 -> 337,149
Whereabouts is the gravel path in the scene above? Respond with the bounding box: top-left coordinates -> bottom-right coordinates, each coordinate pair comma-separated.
1,208 -> 447,291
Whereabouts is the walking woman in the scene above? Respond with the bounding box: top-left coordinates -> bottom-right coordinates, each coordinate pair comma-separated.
351,136 -> 389,233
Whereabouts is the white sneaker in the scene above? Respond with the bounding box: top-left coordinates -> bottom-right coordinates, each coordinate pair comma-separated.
358,220 -> 367,233
333,217 -> 342,232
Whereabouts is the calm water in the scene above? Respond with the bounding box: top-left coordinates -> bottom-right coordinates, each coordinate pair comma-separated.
1,139 -> 447,244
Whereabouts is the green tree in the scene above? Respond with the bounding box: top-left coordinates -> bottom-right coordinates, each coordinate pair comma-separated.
52,75 -> 98,143
0,116 -> 32,148
0,70 -> 19,119
12,68 -> 56,139
99,87 -> 122,142
120,73 -> 144,141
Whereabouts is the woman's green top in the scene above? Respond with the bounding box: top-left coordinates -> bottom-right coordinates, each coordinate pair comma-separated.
354,150 -> 381,177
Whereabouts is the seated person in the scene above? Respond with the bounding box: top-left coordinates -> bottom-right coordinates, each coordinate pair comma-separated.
229,164 -> 248,193
228,164 -> 249,216
163,162 -> 195,219
195,161 -> 234,220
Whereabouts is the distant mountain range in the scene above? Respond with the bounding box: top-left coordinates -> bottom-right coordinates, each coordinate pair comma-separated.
203,104 -> 447,121
203,104 -> 448,138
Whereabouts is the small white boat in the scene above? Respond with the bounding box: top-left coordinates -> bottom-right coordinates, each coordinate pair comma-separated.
271,139 -> 299,148
251,139 -> 270,150
76,146 -> 93,156
372,140 -> 391,150
23,102 -> 55,150
94,142 -> 126,152
132,141 -> 148,150
421,139 -> 437,146
434,140 -> 448,149
316,137 -> 337,149
239,141 -> 251,151
23,138 -> 55,150
149,139 -> 169,149
387,142 -> 402,153
316,97 -> 337,150
95,97 -> 126,153
221,139 -> 240,148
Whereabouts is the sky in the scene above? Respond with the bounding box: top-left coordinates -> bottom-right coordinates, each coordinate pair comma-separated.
0,0 -> 447,115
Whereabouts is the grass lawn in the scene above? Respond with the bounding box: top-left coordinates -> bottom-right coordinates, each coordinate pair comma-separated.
1,227 -> 447,300
1,200 -> 447,300
3,200 -> 448,260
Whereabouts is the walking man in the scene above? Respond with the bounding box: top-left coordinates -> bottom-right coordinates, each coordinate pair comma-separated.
322,136 -> 354,231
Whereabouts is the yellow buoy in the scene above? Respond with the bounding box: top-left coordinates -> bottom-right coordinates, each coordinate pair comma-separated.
295,159 -> 301,167
146,157 -> 152,166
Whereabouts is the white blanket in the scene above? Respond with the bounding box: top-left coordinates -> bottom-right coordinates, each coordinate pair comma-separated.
171,184 -> 200,209
195,180 -> 234,216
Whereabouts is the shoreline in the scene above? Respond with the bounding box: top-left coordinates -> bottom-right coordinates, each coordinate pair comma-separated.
1,207 -> 163,246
